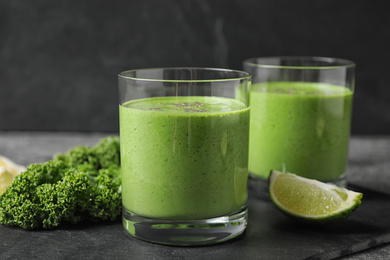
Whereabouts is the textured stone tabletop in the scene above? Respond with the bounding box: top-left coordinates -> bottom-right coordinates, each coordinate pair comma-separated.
0,132 -> 390,259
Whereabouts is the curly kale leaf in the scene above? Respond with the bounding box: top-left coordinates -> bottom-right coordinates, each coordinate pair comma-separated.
92,136 -> 121,169
0,136 -> 121,230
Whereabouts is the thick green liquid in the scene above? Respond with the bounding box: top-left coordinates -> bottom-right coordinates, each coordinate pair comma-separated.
249,82 -> 353,181
120,96 -> 249,219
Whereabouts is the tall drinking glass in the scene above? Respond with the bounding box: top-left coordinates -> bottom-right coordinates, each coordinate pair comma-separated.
243,57 -> 355,193
118,68 -> 251,246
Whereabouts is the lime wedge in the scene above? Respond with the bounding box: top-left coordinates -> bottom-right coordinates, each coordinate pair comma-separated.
269,170 -> 363,224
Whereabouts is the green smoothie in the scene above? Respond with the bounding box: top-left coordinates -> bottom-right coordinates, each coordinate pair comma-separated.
120,96 -> 249,219
249,82 -> 353,182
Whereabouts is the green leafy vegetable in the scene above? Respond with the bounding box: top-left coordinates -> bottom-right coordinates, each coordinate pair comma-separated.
0,136 -> 121,230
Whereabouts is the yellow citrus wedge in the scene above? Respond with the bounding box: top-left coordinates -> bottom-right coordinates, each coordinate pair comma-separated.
0,155 -> 26,195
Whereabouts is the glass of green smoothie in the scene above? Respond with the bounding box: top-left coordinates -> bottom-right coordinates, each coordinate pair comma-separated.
118,68 -> 251,246
243,56 -> 355,194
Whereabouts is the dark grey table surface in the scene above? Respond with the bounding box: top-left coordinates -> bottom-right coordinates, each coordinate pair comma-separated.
0,132 -> 389,260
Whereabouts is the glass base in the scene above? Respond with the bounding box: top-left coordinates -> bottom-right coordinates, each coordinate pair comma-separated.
122,206 -> 248,246
248,173 -> 347,199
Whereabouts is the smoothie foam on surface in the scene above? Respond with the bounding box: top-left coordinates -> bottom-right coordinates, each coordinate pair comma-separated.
120,96 -> 249,219
249,82 -> 353,182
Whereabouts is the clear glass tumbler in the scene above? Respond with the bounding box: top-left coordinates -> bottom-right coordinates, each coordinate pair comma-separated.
243,57 -> 355,193
118,68 -> 251,246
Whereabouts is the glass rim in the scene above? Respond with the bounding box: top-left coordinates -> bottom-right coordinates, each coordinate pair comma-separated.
243,56 -> 356,70
118,67 -> 251,83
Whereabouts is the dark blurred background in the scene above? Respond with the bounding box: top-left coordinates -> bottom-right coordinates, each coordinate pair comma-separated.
1,0 -> 389,134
